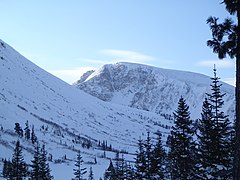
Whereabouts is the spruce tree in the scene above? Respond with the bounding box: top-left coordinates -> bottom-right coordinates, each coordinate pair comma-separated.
14,123 -> 23,137
151,131 -> 166,179
39,144 -> 53,180
114,151 -> 122,178
124,162 -> 135,180
104,160 -> 116,180
114,151 -> 125,180
204,67 -> 233,178
73,150 -> 87,180
2,158 -> 8,178
168,97 -> 196,179
2,158 -> 12,178
206,2 -> 240,177
31,125 -> 37,144
110,152 -> 130,180
24,120 -> 30,141
11,140 -> 27,179
143,132 -> 153,179
135,138 -> 146,179
118,154 -> 126,180
31,142 -> 41,179
196,98 -> 215,179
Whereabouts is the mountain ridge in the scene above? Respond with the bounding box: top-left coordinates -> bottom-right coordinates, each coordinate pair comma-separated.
0,39 -> 235,179
0,40 -> 172,178
74,62 -> 235,120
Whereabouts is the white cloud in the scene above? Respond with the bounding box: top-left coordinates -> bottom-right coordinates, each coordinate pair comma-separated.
77,49 -> 156,66
58,50 -> 155,83
100,49 -> 155,63
80,58 -> 115,65
196,60 -> 235,68
48,67 -> 95,84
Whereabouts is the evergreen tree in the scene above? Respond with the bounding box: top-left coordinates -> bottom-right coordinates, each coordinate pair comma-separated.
104,160 -> 116,180
124,162 -> 135,180
135,138 -> 146,179
168,97 -> 196,179
196,98 -> 215,179
31,142 -> 41,180
143,132 -> 153,179
11,140 -> 27,179
114,151 -> 121,178
24,120 -> 30,141
151,131 -> 166,179
39,144 -> 53,180
14,123 -> 23,137
118,154 -> 126,180
206,1 -> 240,178
88,166 -> 94,180
31,125 -> 37,144
2,158 -> 12,178
204,67 -> 233,178
2,158 -> 8,178
73,150 -> 87,180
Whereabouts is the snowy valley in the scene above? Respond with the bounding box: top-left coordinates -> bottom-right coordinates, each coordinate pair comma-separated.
0,40 -> 235,179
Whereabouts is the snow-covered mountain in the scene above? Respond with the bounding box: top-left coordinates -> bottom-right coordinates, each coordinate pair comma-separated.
0,39 -> 235,179
0,40 -> 171,179
74,62 -> 235,120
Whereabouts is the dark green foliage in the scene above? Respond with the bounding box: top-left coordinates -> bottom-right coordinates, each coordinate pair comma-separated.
135,132 -> 165,179
104,160 -> 116,180
2,158 -> 12,178
134,138 -> 146,179
223,0 -> 237,15
31,143 -> 41,180
124,162 -> 135,180
98,140 -> 112,151
24,120 -> 30,141
11,140 -> 27,179
196,98 -> 215,179
14,123 -> 23,137
2,140 -> 52,180
73,150 -> 87,180
207,16 -> 237,59
197,68 -> 233,179
39,144 -> 53,180
144,132 -> 152,179
151,131 -> 166,179
114,152 -> 126,179
206,2 -> 240,178
31,125 -> 37,144
104,156 -> 134,180
2,124 -> 53,180
118,154 -> 125,179
168,97 -> 196,179
114,152 -> 120,176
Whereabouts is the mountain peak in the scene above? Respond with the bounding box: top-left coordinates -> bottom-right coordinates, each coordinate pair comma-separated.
74,62 -> 235,120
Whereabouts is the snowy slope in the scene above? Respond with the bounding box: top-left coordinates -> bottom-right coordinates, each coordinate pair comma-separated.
0,40 -> 171,179
74,62 -> 235,120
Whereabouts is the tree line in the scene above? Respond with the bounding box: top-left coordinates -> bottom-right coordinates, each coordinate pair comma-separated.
103,67 -> 234,179
2,140 -> 52,179
1,68 -> 234,179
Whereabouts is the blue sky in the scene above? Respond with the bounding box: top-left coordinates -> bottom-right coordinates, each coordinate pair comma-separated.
0,1 -> 236,85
